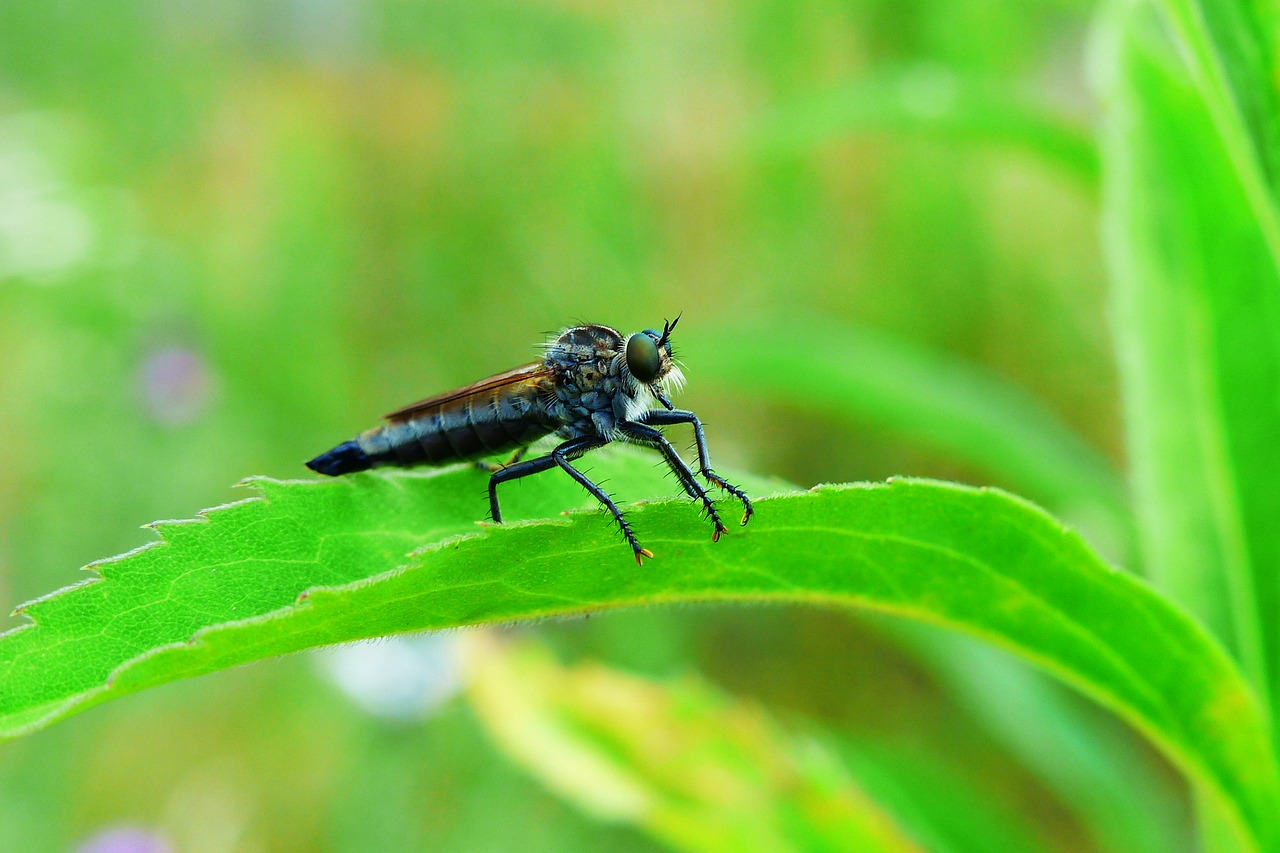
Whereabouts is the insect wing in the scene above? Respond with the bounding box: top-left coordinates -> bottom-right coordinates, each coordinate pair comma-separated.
383,362 -> 554,422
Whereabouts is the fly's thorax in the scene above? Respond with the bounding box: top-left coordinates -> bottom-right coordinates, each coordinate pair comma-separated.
538,360 -> 610,435
542,327 -> 621,410
541,321 -> 683,430
546,324 -> 624,362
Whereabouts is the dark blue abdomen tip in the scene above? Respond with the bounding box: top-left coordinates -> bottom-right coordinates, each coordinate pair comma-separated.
306,440 -> 372,476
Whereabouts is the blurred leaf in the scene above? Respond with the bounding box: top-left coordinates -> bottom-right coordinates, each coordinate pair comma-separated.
1095,0 -> 1280,729
1148,0 -> 1280,268
829,737 -> 1055,853
0,450 -> 1273,847
463,634 -> 921,853
749,66 -> 1098,183
688,317 -> 1133,564
888,623 -> 1186,853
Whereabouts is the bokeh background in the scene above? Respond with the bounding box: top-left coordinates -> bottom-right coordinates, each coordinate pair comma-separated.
0,1 -> 1166,851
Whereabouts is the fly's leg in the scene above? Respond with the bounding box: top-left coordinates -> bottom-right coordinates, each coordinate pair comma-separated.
554,437 -> 654,564
617,421 -> 728,541
475,445 -> 529,474
641,409 -> 754,526
487,436 -> 653,564
487,452 -> 556,523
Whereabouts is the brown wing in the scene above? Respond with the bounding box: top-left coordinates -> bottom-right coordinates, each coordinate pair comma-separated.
383,362 -> 554,422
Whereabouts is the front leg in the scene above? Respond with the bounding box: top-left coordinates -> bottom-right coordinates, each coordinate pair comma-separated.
651,385 -> 676,411
617,421 -> 728,541
640,409 -> 753,526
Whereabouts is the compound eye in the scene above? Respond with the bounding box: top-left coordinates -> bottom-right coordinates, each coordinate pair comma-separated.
626,333 -> 662,384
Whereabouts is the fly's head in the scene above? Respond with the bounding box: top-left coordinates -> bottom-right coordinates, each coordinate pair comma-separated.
622,314 -> 684,406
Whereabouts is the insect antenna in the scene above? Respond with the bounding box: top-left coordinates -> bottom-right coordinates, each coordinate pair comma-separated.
658,311 -> 683,347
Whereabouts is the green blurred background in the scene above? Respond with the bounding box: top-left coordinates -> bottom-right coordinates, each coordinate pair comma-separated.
0,1 -> 1155,850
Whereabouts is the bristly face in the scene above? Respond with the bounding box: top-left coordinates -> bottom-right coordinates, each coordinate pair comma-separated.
622,314 -> 683,392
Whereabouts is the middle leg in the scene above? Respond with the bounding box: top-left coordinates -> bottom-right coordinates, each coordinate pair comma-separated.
551,436 -> 653,564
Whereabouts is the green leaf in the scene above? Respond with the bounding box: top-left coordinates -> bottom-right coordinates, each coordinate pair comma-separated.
463,634 -> 922,853
0,448 -> 1274,847
1096,0 -> 1280,728
1149,0 -> 1280,271
0,448 -> 778,737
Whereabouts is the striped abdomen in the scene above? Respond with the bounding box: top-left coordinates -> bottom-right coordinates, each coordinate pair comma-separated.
362,386 -> 554,466
306,364 -> 557,476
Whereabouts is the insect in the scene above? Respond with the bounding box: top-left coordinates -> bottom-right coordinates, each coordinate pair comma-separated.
306,317 -> 753,563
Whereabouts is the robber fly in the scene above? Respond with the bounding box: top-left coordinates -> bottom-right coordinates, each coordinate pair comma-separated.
306,317 -> 753,563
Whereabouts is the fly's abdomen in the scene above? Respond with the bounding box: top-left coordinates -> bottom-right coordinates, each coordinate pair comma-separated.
305,439 -> 382,476
308,363 -> 561,476
308,384 -> 555,476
